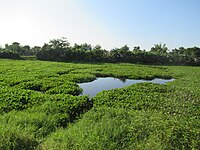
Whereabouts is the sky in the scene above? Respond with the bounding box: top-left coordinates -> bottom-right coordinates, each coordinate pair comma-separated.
0,0 -> 200,50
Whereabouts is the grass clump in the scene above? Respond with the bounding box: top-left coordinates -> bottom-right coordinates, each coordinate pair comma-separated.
39,107 -> 199,150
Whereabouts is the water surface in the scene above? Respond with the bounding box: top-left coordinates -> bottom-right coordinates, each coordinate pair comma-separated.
78,77 -> 174,97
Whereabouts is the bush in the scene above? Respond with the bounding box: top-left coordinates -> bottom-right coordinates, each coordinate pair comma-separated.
0,51 -> 21,59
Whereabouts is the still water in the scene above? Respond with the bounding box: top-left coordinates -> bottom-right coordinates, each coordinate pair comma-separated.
78,77 -> 174,97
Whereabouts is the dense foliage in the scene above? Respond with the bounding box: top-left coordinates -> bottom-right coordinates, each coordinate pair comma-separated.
0,59 -> 199,149
0,49 -> 21,60
36,40 -> 200,65
1,39 -> 200,65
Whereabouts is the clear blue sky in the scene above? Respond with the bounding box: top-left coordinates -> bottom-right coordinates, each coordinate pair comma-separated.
0,0 -> 200,50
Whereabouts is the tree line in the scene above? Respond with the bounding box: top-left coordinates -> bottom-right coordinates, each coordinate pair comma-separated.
1,38 -> 200,65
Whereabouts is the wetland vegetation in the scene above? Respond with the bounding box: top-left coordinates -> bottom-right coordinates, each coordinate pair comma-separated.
0,59 -> 199,149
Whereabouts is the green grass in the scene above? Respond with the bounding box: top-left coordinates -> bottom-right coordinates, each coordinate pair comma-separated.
40,107 -> 199,150
0,59 -> 199,149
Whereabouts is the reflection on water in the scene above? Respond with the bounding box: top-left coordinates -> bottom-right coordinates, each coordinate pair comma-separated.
78,77 -> 174,98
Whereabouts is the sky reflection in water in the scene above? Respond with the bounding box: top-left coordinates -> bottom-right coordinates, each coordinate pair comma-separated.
78,77 -> 174,98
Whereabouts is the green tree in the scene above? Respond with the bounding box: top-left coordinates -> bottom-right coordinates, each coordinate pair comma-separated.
5,42 -> 21,53
37,38 -> 70,61
150,43 -> 168,55
119,45 -> 132,62
31,46 -> 41,55
49,37 -> 69,50
132,46 -> 142,54
21,45 -> 31,55
91,45 -> 109,61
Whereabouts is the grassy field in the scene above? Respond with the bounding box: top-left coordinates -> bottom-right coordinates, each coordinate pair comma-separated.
0,59 -> 199,149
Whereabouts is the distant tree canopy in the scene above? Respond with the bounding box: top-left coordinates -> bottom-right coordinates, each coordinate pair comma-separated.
150,43 -> 168,55
0,45 -> 21,59
1,38 -> 200,65
0,41 -> 41,59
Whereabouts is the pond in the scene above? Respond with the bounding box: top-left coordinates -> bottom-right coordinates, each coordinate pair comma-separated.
78,77 -> 174,98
